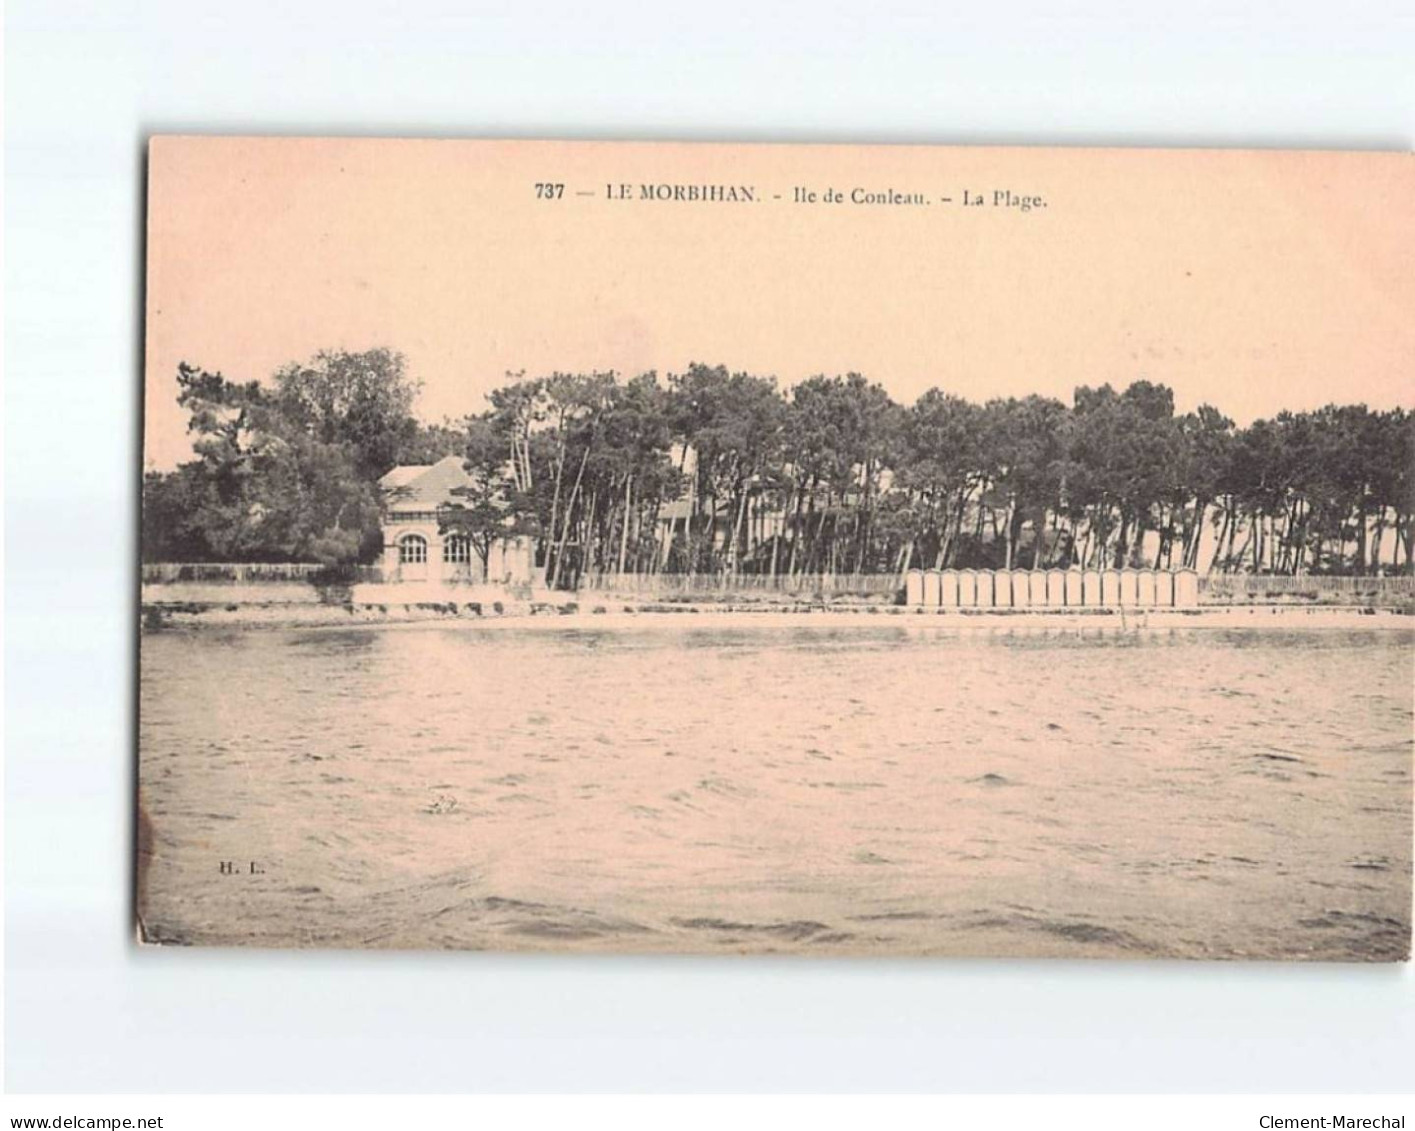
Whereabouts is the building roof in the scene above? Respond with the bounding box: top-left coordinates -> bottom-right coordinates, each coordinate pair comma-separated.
379,455 -> 472,511
378,465 -> 426,489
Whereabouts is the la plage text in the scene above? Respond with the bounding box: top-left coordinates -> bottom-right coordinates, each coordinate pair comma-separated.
1260,1117 -> 1405,1128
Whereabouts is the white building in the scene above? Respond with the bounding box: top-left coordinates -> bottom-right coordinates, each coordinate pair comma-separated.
377,455 -> 535,585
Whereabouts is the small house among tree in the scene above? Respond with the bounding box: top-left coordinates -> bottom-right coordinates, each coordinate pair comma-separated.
378,456 -> 534,585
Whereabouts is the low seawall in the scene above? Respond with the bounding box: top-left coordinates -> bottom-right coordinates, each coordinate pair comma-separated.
140,581 -> 327,606
139,566 -> 1415,631
141,578 -> 533,631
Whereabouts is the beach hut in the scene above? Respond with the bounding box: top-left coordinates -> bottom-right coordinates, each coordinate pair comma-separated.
938,569 -> 959,608
1175,568 -> 1199,608
958,569 -> 978,607
1119,570 -> 1141,607
1009,570 -> 1030,608
905,569 -> 924,607
1155,570 -> 1175,608
923,569 -> 942,607
1136,570 -> 1157,608
1064,570 -> 1082,608
1101,569 -> 1123,608
977,570 -> 996,608
1046,569 -> 1066,608
1082,570 -> 1102,608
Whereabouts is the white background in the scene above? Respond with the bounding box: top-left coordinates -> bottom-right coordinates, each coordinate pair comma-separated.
5,0 -> 1413,1094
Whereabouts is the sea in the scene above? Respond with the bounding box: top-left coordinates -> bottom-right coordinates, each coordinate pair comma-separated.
138,618 -> 1413,959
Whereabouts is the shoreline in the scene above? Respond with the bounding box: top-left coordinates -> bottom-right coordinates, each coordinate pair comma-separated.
140,598 -> 1415,634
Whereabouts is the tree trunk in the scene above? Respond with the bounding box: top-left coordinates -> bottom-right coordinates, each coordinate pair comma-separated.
728,486 -> 749,577
1232,516 -> 1253,575
549,445 -> 589,590
786,486 -> 805,579
547,416 -> 568,564
1355,495 -> 1369,574
1186,502 -> 1205,570
1113,512 -> 1130,570
1003,497 -> 1017,570
1370,506 -> 1387,572
582,489 -> 599,588
1223,500 -> 1240,571
684,461 -> 698,577
617,475 -> 633,576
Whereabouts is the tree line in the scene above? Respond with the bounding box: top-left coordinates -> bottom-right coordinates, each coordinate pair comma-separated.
143,349 -> 1415,582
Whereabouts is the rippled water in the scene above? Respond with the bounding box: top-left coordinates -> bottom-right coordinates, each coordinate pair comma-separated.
138,620 -> 1412,959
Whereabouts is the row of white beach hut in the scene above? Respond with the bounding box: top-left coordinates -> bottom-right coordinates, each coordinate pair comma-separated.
905,568 -> 1200,609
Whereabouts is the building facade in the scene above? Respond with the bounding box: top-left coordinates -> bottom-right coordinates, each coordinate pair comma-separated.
378,456 -> 535,585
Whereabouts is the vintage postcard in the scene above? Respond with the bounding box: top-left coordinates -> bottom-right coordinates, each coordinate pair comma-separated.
139,137 -> 1413,958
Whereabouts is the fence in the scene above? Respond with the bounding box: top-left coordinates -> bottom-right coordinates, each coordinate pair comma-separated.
579,572 -> 903,598
1199,574 -> 1415,602
142,562 -> 386,584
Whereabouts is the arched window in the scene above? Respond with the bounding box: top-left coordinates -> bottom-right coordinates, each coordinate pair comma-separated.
443,534 -> 471,564
398,533 -> 428,564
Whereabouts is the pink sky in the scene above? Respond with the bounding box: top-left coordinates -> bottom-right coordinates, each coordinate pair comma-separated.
145,137 -> 1413,469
